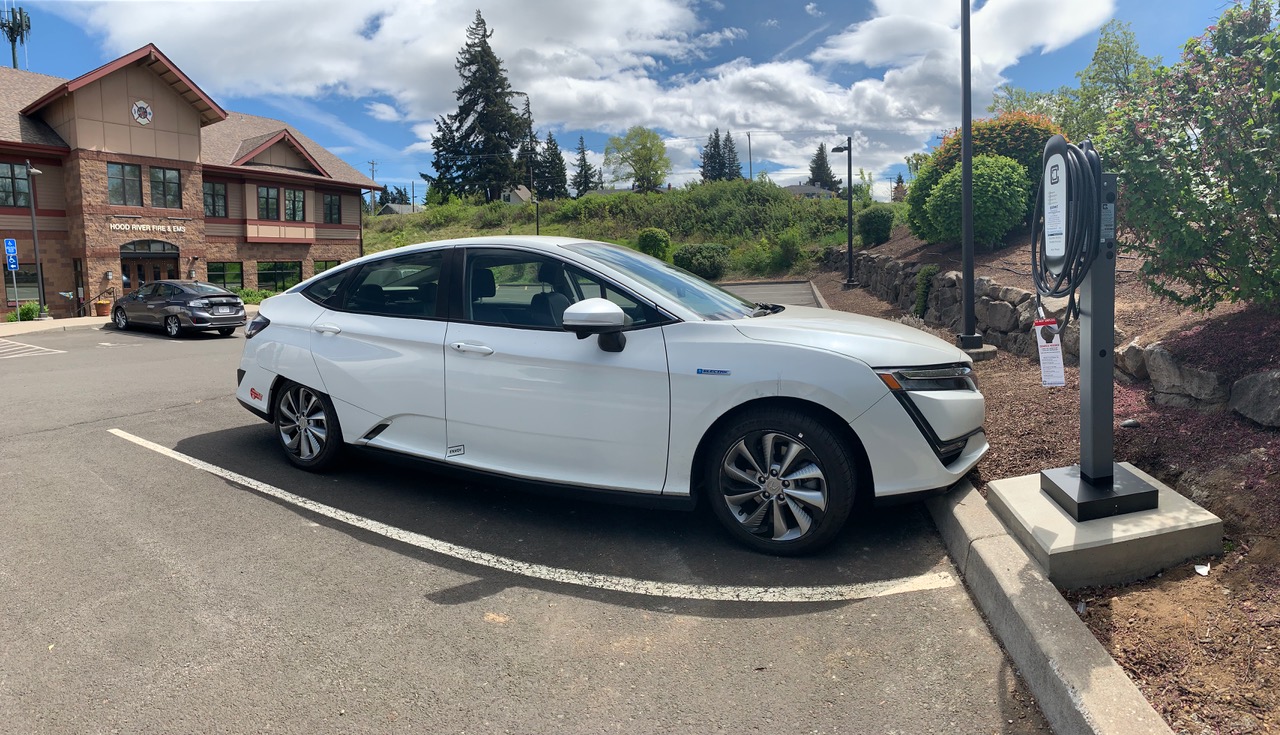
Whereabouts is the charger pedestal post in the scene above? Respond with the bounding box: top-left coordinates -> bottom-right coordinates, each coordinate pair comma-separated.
987,144 -> 1221,589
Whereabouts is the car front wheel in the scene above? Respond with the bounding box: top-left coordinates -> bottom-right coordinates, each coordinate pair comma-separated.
705,408 -> 855,555
274,382 -> 343,471
113,307 -> 129,330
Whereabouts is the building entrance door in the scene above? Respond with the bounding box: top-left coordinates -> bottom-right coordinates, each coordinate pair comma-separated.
119,240 -> 180,291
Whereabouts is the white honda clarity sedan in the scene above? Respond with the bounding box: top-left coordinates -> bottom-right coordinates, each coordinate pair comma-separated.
236,236 -> 986,554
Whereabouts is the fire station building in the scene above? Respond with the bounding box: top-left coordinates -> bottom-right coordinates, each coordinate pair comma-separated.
0,44 -> 378,318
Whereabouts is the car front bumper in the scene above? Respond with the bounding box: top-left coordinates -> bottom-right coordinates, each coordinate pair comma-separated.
851,391 -> 988,499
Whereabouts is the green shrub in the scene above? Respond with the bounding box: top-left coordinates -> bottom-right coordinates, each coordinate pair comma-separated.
733,239 -> 774,276
636,227 -> 672,260
905,160 -> 945,242
672,243 -> 731,280
235,288 -> 276,305
924,154 -> 1030,249
914,264 -> 940,317
4,301 -> 40,322
856,203 -> 896,247
471,201 -> 509,230
772,226 -> 806,271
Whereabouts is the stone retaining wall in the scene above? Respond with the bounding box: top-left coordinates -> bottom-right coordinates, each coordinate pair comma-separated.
842,250 -> 1280,428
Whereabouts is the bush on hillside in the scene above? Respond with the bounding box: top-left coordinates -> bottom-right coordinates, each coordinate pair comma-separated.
672,243 -> 731,280
906,160 -> 946,242
636,227 -> 672,260
856,203 -> 896,246
923,154 -> 1030,250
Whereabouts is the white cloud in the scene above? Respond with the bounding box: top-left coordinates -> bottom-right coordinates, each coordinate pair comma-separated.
50,0 -> 1115,189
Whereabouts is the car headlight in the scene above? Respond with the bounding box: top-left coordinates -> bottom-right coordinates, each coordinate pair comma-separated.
876,365 -> 977,392
188,298 -> 210,308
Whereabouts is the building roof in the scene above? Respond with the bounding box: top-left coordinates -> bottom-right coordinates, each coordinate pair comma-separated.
377,203 -> 423,215
0,45 -> 379,190
0,67 -> 70,149
784,184 -> 837,197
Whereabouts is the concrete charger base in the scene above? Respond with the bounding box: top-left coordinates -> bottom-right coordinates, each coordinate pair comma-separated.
987,462 -> 1222,590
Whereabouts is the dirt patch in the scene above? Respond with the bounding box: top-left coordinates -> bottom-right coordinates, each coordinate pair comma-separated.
810,242 -> 1280,735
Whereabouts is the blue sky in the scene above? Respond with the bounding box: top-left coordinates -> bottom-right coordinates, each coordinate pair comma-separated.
15,0 -> 1222,198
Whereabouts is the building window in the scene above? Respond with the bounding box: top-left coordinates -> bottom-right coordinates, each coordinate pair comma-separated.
323,193 -> 342,224
150,167 -> 182,208
3,265 -> 38,303
314,259 -> 340,274
257,186 -> 279,220
284,188 -> 305,222
203,182 -> 227,218
207,262 -> 243,290
0,163 -> 32,207
257,261 -> 301,292
108,163 -> 142,206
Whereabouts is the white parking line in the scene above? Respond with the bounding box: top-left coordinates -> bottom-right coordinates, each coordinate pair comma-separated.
0,338 -> 66,359
109,428 -> 958,603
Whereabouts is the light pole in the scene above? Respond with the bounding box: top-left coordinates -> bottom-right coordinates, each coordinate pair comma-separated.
831,137 -> 854,287
25,159 -> 45,316
957,0 -> 982,349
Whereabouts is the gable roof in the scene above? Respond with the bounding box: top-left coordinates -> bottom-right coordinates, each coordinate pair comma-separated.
377,203 -> 423,215
22,44 -> 226,127
0,68 -> 70,148
202,112 -> 377,189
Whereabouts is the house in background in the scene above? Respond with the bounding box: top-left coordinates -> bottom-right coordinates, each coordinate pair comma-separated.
1,44 -> 380,317
501,184 -> 533,205
376,203 -> 423,216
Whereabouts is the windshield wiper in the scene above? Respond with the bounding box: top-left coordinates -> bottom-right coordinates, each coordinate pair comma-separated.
751,302 -> 784,317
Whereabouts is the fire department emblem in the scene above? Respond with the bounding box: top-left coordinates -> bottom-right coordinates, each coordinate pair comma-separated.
131,100 -> 153,126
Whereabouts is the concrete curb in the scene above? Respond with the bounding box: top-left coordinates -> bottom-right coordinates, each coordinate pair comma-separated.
927,482 -> 1174,735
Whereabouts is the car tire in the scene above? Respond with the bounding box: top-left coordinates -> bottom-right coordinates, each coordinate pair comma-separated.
704,407 -> 855,555
273,382 -> 344,471
217,327 -> 236,337
113,307 -> 129,330
164,315 -> 183,338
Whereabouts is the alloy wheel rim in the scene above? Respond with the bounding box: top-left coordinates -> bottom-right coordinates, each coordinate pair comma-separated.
115,310 -> 126,328
719,430 -> 827,542
278,387 -> 328,461
166,317 -> 179,336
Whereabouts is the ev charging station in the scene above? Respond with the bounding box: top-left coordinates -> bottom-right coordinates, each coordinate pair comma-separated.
985,135 -> 1222,589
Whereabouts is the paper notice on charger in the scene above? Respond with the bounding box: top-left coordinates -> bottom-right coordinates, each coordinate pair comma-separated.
1034,318 -> 1066,387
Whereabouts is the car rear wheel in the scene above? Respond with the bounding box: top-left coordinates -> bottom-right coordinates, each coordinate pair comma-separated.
163,315 -> 183,338
274,382 -> 343,471
113,307 -> 129,330
705,407 -> 855,555
217,327 -> 235,337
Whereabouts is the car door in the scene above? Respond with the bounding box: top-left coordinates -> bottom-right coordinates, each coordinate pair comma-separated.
307,248 -> 451,460
442,247 -> 672,494
126,283 -> 158,324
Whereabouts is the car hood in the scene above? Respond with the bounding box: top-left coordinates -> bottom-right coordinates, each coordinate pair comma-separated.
732,306 -> 971,367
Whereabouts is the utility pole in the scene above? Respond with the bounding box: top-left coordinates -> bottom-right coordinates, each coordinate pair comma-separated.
746,132 -> 752,180
367,160 -> 378,212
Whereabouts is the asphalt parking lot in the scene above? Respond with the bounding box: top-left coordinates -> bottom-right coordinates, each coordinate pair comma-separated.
0,326 -> 1048,733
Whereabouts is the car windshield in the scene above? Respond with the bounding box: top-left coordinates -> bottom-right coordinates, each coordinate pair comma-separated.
565,242 -> 757,320
188,283 -> 231,295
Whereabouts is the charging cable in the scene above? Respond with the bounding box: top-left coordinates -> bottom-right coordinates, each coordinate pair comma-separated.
1030,135 -> 1102,330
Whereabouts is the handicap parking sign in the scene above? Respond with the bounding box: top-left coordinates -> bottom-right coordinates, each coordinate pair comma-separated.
5,253 -> 17,271
3,238 -> 15,256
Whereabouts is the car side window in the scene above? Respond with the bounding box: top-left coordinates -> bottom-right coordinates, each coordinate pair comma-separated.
135,284 -> 157,299
301,268 -> 349,309
462,248 -> 661,329
339,250 -> 444,318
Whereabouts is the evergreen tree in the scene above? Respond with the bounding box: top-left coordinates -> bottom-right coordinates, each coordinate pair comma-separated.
892,172 -> 906,202
570,136 -> 598,198
806,143 -> 842,192
700,129 -> 723,182
537,132 -> 569,199
435,11 -> 524,201
721,131 -> 742,180
377,188 -> 391,208
593,166 -> 605,192
428,115 -> 464,199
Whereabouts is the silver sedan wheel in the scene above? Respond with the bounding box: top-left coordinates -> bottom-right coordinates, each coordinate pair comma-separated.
277,386 -> 330,462
164,315 -> 182,338
718,430 -> 828,542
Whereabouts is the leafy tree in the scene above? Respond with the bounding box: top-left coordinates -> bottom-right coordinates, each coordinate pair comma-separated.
721,131 -> 743,180
570,136 -> 599,198
430,11 -> 524,201
806,143 -> 841,192
1101,0 -> 1280,309
904,152 -> 929,181
845,167 -> 873,207
604,126 -> 672,193
537,132 -> 569,199
700,129 -> 724,182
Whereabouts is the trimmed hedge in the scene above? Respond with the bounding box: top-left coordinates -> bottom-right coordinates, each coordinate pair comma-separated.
636,227 -> 672,260
856,203 -> 896,246
924,154 -> 1030,250
673,243 -> 731,280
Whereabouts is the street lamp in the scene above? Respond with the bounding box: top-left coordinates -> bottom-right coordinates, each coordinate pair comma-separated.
831,137 -> 854,287
25,159 -> 45,316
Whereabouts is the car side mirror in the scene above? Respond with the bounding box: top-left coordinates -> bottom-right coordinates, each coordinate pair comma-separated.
562,298 -> 631,352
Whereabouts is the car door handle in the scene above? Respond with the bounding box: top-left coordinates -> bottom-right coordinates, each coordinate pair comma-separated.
450,342 -> 494,355
314,323 -> 342,334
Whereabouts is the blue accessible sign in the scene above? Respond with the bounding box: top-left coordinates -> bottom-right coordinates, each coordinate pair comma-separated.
6,253 -> 17,271
5,238 -> 16,271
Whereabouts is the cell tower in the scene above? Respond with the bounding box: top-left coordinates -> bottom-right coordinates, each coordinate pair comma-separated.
0,5 -> 31,69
